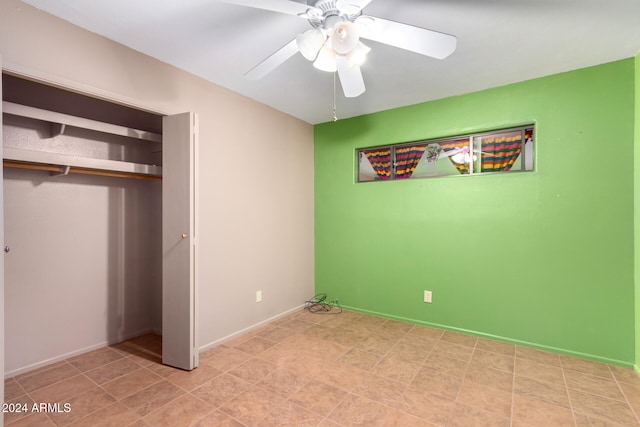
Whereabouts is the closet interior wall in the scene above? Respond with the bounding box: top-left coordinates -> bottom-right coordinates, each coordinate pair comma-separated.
2,74 -> 163,376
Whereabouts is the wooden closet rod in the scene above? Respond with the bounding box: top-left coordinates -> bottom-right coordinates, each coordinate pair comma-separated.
3,160 -> 162,181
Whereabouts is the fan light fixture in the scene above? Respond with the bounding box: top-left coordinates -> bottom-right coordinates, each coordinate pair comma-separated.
234,0 -> 458,101
305,20 -> 371,75
296,28 -> 326,61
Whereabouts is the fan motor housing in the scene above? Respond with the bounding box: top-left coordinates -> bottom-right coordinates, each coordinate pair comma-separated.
306,0 -> 362,28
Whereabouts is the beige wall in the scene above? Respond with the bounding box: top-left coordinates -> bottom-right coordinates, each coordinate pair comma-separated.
0,0 -> 314,374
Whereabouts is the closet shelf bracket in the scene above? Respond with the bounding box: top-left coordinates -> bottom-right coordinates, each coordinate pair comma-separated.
50,123 -> 66,138
50,165 -> 71,177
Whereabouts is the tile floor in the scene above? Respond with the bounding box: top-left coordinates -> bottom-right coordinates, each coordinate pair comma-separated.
4,309 -> 640,426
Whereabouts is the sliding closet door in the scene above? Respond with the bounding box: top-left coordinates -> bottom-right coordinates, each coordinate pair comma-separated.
162,112 -> 198,370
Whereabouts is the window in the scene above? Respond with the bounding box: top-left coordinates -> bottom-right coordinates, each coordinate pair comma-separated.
357,126 -> 534,182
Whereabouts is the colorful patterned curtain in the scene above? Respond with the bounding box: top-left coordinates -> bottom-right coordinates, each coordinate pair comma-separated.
480,133 -> 522,172
395,145 -> 426,179
439,139 -> 471,174
364,148 -> 392,180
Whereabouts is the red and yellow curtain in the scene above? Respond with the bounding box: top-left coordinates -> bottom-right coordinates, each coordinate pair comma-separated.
480,132 -> 522,172
395,146 -> 426,179
364,148 -> 392,180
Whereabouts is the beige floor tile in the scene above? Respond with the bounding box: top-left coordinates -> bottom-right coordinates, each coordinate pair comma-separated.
396,333 -> 438,352
410,367 -> 463,400
317,362 -> 371,392
260,400 -> 324,426
84,358 -> 141,385
512,393 -> 575,426
15,361 -> 68,381
514,374 -> 571,409
5,378 -> 27,400
465,361 -> 514,393
3,394 -> 34,425
204,348 -> 254,372
389,386 -> 455,426
8,310 -> 640,427
219,387 -> 285,426
610,365 -> 640,386
352,372 -> 407,408
328,393 -> 391,426
68,402 -> 139,427
232,337 -> 277,355
564,369 -> 625,400
440,330 -> 478,348
257,368 -> 311,399
257,326 -> 296,343
15,363 -> 81,393
30,374 -> 95,403
142,394 -> 213,427
4,412 -> 56,427
448,403 -> 510,427
476,337 -> 516,356
374,355 -> 421,384
47,387 -> 116,425
382,409 -> 439,427
456,379 -> 512,418
338,348 -> 381,371
191,409 -> 245,426
166,364 -> 222,392
227,357 -> 278,384
424,352 -> 469,377
406,324 -> 444,340
288,379 -> 347,417
101,368 -> 163,400
471,348 -> 515,373
516,346 -> 562,367
121,380 -> 185,417
573,412 -> 630,426
515,358 -> 565,387
356,335 -> 398,355
619,380 -> 640,418
569,388 -> 639,426
67,348 -> 123,372
191,373 -> 252,408
385,341 -> 430,365
431,340 -> 474,362
560,356 -> 614,379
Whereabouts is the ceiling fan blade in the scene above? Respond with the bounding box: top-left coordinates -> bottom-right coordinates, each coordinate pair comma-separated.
245,39 -> 299,80
215,0 -> 311,17
360,17 -> 457,59
336,55 -> 366,98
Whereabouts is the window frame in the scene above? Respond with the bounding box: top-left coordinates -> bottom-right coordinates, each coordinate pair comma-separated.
356,125 -> 534,183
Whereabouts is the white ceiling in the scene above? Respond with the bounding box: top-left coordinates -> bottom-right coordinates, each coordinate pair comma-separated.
19,0 -> 640,124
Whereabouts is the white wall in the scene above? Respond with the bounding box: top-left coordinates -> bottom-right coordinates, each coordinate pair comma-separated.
0,0 -> 314,374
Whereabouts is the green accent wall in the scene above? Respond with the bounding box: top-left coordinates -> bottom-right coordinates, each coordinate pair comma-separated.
635,53 -> 640,373
315,59 -> 635,365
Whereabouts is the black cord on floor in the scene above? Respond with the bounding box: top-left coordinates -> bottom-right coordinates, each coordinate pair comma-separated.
304,293 -> 342,314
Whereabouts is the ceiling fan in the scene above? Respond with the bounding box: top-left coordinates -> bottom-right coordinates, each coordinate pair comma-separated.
217,0 -> 457,98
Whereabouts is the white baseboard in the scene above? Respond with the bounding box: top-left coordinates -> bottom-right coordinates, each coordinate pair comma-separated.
198,304 -> 305,353
5,328 -> 153,379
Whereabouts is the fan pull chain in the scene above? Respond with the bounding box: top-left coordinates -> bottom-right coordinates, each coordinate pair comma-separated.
333,72 -> 338,122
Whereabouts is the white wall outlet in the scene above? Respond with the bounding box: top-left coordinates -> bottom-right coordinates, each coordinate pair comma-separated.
256,290 -> 262,303
424,290 -> 432,303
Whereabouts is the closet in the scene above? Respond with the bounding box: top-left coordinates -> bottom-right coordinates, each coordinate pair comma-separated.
1,73 -> 197,376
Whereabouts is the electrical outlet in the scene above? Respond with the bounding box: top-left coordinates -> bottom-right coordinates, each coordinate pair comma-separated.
424,290 -> 432,303
256,290 -> 262,303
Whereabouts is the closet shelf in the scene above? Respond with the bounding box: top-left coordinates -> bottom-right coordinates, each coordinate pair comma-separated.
3,147 -> 162,180
2,101 -> 162,143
